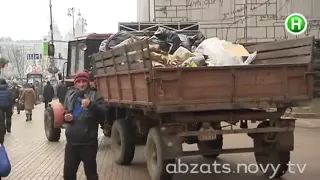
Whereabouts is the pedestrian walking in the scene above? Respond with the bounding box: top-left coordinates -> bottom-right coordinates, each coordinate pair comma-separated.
0,79 -> 14,133
63,71 -> 106,180
11,82 -> 21,114
43,81 -> 54,108
56,81 -> 67,104
19,84 -> 36,121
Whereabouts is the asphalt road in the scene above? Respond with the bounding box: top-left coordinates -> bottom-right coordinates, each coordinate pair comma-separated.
2,104 -> 320,180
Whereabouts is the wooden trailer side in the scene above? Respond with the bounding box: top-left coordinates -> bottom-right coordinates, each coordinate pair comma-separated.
149,37 -> 314,112
93,37 -> 314,112
93,39 -> 154,107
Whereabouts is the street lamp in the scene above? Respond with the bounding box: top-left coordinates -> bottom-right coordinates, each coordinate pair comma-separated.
79,18 -> 87,34
77,10 -> 87,35
67,7 -> 76,36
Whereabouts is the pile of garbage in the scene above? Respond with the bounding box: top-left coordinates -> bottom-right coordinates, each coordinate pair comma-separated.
99,27 -> 257,67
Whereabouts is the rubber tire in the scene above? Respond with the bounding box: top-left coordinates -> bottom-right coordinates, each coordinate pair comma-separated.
253,121 -> 290,179
145,127 -> 175,180
44,107 -> 61,142
198,134 -> 223,159
111,118 -> 135,165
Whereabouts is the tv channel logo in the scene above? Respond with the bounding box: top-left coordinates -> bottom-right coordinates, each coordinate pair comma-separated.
285,13 -> 308,35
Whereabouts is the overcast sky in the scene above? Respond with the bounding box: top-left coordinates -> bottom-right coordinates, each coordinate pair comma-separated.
0,0 -> 137,40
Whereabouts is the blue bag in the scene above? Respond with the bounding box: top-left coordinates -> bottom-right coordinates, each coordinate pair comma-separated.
0,144 -> 11,177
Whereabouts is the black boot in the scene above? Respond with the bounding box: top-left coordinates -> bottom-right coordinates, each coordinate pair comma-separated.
6,123 -> 11,133
26,114 -> 29,121
6,117 -> 12,133
30,114 -> 32,121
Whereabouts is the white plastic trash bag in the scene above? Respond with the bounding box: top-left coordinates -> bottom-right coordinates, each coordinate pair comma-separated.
195,38 -> 257,66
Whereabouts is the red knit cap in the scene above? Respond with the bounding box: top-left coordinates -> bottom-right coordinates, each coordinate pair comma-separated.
74,71 -> 90,83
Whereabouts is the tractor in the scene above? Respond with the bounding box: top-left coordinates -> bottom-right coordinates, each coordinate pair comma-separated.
44,33 -> 112,142
44,22 -> 201,142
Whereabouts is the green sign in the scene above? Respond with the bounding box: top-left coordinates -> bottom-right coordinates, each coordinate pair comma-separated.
285,13 -> 308,35
43,41 -> 49,56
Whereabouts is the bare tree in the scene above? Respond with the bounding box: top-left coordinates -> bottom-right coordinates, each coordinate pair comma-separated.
6,45 -> 24,78
0,57 -> 9,75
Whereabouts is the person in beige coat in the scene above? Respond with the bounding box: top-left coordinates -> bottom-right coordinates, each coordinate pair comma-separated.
19,84 -> 36,121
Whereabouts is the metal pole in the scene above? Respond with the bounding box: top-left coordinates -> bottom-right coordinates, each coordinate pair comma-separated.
72,12 -> 75,36
22,46 -> 24,77
49,0 -> 54,44
68,8 -> 76,37
82,21 -> 84,34
49,0 -> 55,76
244,0 -> 248,43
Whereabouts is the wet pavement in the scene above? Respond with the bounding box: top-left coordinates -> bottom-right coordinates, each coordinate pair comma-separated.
2,104 -> 319,180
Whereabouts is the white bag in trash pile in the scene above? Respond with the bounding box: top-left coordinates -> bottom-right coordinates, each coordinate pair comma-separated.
195,38 -> 257,66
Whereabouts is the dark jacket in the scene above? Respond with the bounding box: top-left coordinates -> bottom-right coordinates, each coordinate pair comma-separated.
43,84 -> 54,102
63,87 -> 106,145
56,83 -> 67,104
11,85 -> 20,99
0,85 -> 13,108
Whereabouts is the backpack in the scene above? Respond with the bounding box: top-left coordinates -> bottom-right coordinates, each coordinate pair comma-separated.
0,144 -> 11,177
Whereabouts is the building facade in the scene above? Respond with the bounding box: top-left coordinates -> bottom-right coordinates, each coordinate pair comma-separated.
0,38 -> 43,78
0,16 -> 88,78
0,20 -> 69,78
137,0 -> 320,42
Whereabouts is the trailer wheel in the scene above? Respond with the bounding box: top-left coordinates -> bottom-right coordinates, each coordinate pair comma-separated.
253,121 -> 290,179
197,134 -> 223,159
111,118 -> 135,165
44,107 -> 61,142
145,127 -> 175,180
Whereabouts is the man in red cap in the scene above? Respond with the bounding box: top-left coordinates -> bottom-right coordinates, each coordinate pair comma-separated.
62,71 -> 106,180
84,69 -> 97,91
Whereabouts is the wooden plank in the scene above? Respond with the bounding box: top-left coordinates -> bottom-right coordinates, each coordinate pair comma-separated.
124,45 -> 137,102
96,62 -> 149,75
93,39 -> 149,62
245,37 -> 314,53
254,46 -> 312,60
102,55 -> 111,99
252,55 -> 312,64
94,49 -> 150,68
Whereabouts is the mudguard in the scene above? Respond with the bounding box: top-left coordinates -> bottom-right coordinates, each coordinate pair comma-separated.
51,102 -> 65,128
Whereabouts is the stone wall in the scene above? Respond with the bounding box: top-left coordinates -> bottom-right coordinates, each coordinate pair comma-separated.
138,0 -> 320,42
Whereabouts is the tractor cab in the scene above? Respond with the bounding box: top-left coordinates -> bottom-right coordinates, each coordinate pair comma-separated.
45,33 -> 112,142
59,33 -> 112,86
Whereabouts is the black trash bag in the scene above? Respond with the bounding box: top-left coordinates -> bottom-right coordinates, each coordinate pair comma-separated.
190,31 -> 206,47
178,34 -> 192,51
148,36 -> 171,53
153,27 -> 181,54
99,31 -> 134,52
